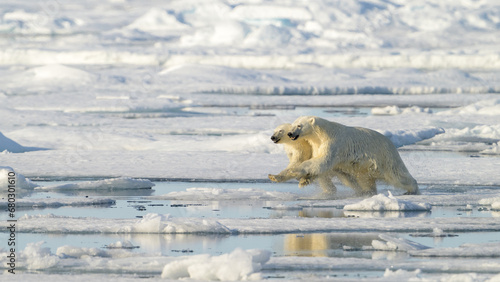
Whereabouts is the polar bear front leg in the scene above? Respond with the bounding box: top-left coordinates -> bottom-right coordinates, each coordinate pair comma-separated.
294,157 -> 330,180
298,175 -> 313,188
268,168 -> 301,183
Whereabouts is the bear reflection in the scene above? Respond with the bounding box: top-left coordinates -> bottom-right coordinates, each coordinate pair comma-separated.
284,233 -> 378,257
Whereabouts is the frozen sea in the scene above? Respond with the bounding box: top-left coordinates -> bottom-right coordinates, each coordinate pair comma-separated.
1,0 -> 500,281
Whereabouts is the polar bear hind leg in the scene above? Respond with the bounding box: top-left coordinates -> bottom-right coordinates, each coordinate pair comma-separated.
383,166 -> 420,195
355,175 -> 377,196
317,176 -> 337,195
335,171 -> 361,193
389,172 -> 419,195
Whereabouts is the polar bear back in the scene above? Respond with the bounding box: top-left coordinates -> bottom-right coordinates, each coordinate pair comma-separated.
308,117 -> 410,177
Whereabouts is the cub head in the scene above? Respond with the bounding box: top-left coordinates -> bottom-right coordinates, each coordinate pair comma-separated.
288,116 -> 316,141
270,123 -> 292,144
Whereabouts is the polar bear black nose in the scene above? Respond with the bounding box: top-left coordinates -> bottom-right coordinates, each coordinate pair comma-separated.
270,136 -> 277,141
287,132 -> 293,137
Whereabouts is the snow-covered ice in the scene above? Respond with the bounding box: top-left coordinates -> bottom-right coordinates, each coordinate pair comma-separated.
1,0 -> 500,280
0,197 -> 115,209
0,166 -> 39,191
343,192 -> 432,211
410,242 -> 500,258
161,248 -> 271,280
12,211 -> 500,234
154,187 -> 297,201
371,234 -> 430,251
36,177 -> 155,190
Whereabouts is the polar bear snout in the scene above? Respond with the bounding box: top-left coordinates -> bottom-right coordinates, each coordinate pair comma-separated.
270,135 -> 280,143
288,131 -> 299,141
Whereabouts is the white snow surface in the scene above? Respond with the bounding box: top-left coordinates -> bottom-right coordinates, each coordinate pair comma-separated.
0,197 -> 115,209
161,248 -> 271,280
372,234 -> 430,251
1,0 -> 500,280
12,212 -> 500,234
0,166 -> 39,191
343,192 -> 432,211
410,242 -> 500,258
36,177 -> 155,190
105,240 -> 137,249
0,132 -> 33,153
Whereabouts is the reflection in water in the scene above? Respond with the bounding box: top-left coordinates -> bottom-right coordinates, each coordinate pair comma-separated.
298,209 -> 342,218
296,207 -> 431,219
29,233 -> 233,257
343,210 -> 431,218
127,233 -> 231,255
284,233 -> 378,257
47,188 -> 155,197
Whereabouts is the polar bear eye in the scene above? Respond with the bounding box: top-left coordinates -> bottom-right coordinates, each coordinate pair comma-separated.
297,125 -> 302,129
279,130 -> 283,133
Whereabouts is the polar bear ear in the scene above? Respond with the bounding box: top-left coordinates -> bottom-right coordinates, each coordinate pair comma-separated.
309,117 -> 316,125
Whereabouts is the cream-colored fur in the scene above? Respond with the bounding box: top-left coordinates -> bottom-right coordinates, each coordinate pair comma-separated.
274,116 -> 419,196
268,123 -> 336,194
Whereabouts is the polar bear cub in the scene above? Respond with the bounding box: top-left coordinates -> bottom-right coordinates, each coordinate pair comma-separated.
268,123 -> 336,194
281,116 -> 419,195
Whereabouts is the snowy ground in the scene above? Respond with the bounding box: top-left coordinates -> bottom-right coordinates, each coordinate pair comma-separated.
1,0 -> 500,280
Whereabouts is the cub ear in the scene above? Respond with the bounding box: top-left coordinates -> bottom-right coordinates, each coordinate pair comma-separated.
308,117 -> 316,125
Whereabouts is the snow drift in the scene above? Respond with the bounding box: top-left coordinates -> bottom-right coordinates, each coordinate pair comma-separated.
161,248 -> 271,280
0,132 -> 44,153
343,192 -> 432,212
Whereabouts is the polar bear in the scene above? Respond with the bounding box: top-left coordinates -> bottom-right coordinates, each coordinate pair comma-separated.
272,116 -> 419,196
268,123 -> 336,194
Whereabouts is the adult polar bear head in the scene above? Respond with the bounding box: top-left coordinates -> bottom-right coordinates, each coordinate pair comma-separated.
270,123 -> 293,144
287,116 -> 317,141
270,123 -> 312,163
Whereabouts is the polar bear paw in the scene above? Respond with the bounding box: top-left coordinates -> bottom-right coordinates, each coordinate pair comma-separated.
298,177 -> 312,188
268,174 -> 281,182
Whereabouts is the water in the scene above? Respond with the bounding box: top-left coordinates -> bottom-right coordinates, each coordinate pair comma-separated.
5,179 -> 500,258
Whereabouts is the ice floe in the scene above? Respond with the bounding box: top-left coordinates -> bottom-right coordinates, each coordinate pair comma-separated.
343,192 -> 432,212
1,241 -> 270,281
161,248 -> 271,280
410,242 -> 500,258
380,127 -> 445,148
0,197 -> 115,209
36,177 -> 155,190
0,166 -> 39,191
265,256 -> 500,277
439,98 -> 500,116
16,241 -> 60,270
479,196 -> 500,211
371,234 -> 430,252
371,105 -> 433,116
154,187 -> 297,201
14,212 -> 500,234
104,240 -> 139,250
